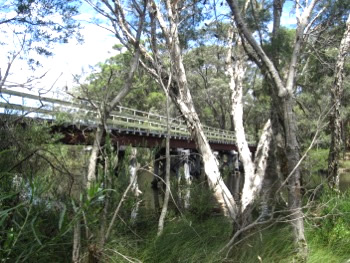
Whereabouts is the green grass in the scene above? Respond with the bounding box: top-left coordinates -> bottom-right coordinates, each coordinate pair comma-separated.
103,210 -> 350,262
140,217 -> 231,263
100,212 -> 350,263
306,238 -> 349,263
101,175 -> 350,263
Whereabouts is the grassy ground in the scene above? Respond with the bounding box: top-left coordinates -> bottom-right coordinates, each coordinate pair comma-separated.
103,206 -> 350,263
102,149 -> 350,262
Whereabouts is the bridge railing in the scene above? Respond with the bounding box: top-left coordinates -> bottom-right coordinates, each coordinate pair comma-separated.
0,88 -> 255,144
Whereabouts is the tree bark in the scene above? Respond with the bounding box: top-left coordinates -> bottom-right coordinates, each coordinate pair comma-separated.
226,0 -> 319,258
87,125 -> 104,188
151,0 -> 238,219
328,14 -> 350,189
225,27 -> 272,218
283,96 -> 307,256
157,90 -> 171,236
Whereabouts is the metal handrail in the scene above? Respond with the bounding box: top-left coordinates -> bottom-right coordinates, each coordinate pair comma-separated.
0,88 -> 255,144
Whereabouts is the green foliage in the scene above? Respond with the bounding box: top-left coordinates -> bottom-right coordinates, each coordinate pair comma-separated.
311,190 -> 350,256
1,0 -> 81,68
0,170 -> 73,262
0,118 -> 84,262
244,0 -> 272,34
75,51 -> 166,115
188,182 -> 215,221
141,217 -> 231,263
302,149 -> 329,189
265,27 -> 295,69
184,44 -> 231,129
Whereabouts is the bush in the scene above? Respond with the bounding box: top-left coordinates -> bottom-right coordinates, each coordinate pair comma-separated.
141,217 -> 231,263
312,189 -> 350,256
188,182 -> 216,221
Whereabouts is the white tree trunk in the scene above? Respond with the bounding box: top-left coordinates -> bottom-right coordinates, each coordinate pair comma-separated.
226,28 -> 272,215
226,0 -> 320,257
157,92 -> 171,236
152,0 -> 238,219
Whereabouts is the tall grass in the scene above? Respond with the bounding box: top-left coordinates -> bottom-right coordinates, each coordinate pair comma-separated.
140,217 -> 231,263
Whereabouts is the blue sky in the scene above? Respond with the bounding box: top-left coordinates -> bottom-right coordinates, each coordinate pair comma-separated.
0,2 -> 118,97
0,0 -> 297,98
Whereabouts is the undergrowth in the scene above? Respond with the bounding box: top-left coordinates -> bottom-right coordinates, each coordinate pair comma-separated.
137,217 -> 228,263
107,190 -> 350,262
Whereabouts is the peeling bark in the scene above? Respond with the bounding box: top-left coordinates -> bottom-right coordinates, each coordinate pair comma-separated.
151,0 -> 238,219
225,27 -> 272,219
283,96 -> 307,255
226,0 -> 319,257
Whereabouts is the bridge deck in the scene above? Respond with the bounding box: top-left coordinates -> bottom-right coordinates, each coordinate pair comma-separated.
0,88 -> 255,151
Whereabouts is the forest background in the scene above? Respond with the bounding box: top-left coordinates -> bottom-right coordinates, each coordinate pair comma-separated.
1,0 -> 350,262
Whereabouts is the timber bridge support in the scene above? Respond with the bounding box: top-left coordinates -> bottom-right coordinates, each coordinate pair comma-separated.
1,88 -> 253,210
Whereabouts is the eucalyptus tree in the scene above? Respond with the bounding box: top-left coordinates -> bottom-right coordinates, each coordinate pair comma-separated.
70,3 -> 147,260
226,0 -> 350,258
226,0 -> 323,258
184,44 -> 232,129
225,19 -> 272,229
84,0 -> 238,219
0,0 -> 81,90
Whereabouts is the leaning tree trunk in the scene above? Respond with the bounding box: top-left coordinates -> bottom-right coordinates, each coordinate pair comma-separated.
152,0 -> 238,219
328,14 -> 350,189
157,90 -> 171,236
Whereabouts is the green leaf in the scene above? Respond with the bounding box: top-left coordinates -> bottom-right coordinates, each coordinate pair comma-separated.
31,215 -> 42,246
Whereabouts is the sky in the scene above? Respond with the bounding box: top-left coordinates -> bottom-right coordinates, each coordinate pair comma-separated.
0,4 -> 118,98
0,1 -> 297,99
39,19 -> 118,92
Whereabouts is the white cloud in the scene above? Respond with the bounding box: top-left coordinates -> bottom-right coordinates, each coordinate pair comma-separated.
1,10 -> 118,96
40,23 -> 118,90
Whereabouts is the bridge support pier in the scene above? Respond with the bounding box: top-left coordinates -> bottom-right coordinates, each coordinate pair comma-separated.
178,149 -> 192,209
129,148 -> 142,222
225,150 -> 242,202
151,151 -> 163,214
